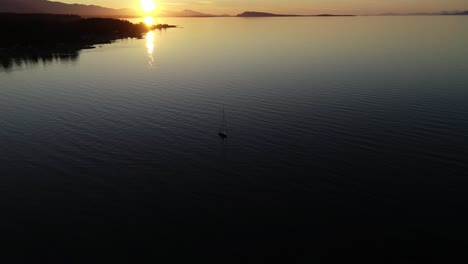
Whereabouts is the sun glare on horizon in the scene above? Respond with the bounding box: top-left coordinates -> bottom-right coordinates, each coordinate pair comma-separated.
141,0 -> 157,14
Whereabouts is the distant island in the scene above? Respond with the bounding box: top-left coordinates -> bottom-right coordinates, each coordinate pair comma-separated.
442,10 -> 468,15
0,13 -> 175,59
237,12 -> 299,17
237,11 -> 356,17
379,10 -> 468,16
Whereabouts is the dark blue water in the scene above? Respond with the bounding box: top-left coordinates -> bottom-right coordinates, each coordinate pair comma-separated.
1,17 -> 468,262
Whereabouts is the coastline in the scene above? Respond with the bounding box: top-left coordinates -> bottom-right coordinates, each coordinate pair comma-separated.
0,13 -> 176,56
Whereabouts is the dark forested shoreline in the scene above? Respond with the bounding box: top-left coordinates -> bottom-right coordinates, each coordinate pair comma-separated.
0,13 -> 175,49
0,13 -> 175,70
1,14 -> 173,52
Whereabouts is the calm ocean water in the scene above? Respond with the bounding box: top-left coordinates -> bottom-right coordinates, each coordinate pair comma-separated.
1,17 -> 468,261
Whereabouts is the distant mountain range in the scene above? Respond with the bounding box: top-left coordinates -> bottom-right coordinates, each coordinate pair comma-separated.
0,0 -> 221,17
1,0 -> 466,17
0,0 -> 353,17
0,0 -> 135,17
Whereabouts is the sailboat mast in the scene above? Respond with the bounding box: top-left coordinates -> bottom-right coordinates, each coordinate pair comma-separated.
218,105 -> 228,138
222,107 -> 226,131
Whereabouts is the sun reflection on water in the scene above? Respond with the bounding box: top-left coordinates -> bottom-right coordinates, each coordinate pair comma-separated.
146,31 -> 155,66
144,16 -> 155,26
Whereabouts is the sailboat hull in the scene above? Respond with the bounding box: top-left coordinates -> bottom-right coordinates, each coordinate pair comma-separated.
218,132 -> 228,138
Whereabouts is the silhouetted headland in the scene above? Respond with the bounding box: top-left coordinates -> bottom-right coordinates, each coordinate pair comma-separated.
0,13 -> 175,50
237,11 -> 355,17
0,13 -> 175,70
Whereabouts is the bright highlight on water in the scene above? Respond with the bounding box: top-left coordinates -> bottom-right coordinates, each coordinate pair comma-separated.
144,16 -> 155,26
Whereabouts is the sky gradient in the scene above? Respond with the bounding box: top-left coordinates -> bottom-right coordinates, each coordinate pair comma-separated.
58,0 -> 468,15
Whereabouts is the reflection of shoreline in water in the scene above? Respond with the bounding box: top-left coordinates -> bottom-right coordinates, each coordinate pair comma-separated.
1,50 -> 80,72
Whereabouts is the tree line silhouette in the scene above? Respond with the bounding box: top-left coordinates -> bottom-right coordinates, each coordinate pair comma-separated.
0,13 -> 175,70
0,13 -> 174,49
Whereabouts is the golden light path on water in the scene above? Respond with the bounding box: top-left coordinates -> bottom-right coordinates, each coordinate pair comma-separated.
146,30 -> 155,66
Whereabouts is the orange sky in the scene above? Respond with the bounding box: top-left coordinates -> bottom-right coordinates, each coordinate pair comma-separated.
58,0 -> 468,15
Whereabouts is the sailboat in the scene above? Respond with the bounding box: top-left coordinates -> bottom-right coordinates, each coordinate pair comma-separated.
218,107 -> 228,139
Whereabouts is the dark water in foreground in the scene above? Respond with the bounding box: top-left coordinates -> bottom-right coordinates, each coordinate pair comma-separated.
1,17 -> 468,262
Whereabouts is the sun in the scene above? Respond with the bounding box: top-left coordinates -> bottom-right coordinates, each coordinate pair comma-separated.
141,0 -> 156,14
